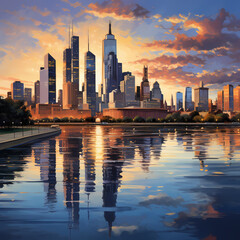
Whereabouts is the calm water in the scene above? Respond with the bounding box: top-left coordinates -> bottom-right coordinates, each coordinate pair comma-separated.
1,126 -> 240,240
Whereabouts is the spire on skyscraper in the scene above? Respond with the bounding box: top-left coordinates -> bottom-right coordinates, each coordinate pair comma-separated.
109,20 -> 112,35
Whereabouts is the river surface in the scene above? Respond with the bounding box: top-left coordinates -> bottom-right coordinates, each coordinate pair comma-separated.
0,125 -> 240,240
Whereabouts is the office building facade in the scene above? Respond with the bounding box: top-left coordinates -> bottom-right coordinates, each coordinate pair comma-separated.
71,35 -> 79,109
194,81 -> 209,111
140,66 -> 150,101
185,87 -> 193,111
40,53 -> 56,104
84,48 -> 96,116
176,92 -> 183,110
11,81 -> 24,101
223,84 -> 233,111
34,80 -> 40,104
24,88 -> 32,105
234,86 -> 240,112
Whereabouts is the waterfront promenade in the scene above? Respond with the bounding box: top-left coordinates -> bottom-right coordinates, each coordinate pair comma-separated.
0,127 -> 61,150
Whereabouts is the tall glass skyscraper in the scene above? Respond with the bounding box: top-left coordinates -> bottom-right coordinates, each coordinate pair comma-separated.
84,39 -> 96,116
40,53 -> 56,104
71,35 -> 79,109
176,92 -> 183,110
63,48 -> 72,109
11,81 -> 24,100
185,87 -> 193,111
102,22 -> 117,102
63,48 -> 71,83
107,52 -> 119,98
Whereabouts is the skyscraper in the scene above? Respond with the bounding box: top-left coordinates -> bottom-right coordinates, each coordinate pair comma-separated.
71,32 -> 79,109
102,21 -> 117,103
34,80 -> 40,104
11,81 -> 24,100
106,52 -> 119,100
176,92 -> 183,110
63,48 -> 72,83
185,87 -> 193,111
40,53 -> 56,104
63,48 -> 72,109
234,86 -> 240,112
121,74 -> 136,107
217,90 -> 224,111
194,81 -> 208,112
151,81 -> 164,107
84,34 -> 96,116
171,94 -> 174,111
140,66 -> 150,101
223,84 -> 234,111
24,88 -> 32,105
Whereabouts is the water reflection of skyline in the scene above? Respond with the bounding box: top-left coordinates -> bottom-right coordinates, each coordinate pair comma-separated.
1,126 -> 240,239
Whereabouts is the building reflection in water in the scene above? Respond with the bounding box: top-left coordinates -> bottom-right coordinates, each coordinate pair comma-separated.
102,127 -> 124,237
38,140 -> 57,209
82,128 -> 96,220
60,129 -> 82,229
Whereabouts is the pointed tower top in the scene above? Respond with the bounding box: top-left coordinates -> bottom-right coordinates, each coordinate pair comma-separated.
109,20 -> 112,35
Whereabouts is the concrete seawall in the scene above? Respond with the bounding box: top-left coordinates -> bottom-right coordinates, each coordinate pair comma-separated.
0,127 -> 61,151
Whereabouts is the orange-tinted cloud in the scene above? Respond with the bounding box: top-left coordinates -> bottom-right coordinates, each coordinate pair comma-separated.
137,66 -> 240,87
132,54 -> 206,67
145,9 -> 240,53
86,0 -> 150,20
62,0 -> 81,8
30,6 -> 51,17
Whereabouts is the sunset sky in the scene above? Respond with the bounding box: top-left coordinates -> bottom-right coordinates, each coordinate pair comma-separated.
0,0 -> 240,103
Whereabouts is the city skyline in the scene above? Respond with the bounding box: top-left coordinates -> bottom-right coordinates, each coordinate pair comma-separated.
1,1 -> 240,104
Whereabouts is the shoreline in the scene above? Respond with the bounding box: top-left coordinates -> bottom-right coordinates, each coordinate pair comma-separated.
36,122 -> 240,127
0,127 -> 61,151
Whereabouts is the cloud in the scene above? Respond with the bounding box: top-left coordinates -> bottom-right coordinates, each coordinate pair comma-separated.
86,0 -> 150,20
132,54 -> 206,67
139,193 -> 184,207
30,6 -> 50,17
139,66 -> 240,87
62,0 -> 81,8
144,9 -> 240,53
62,8 -> 70,12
